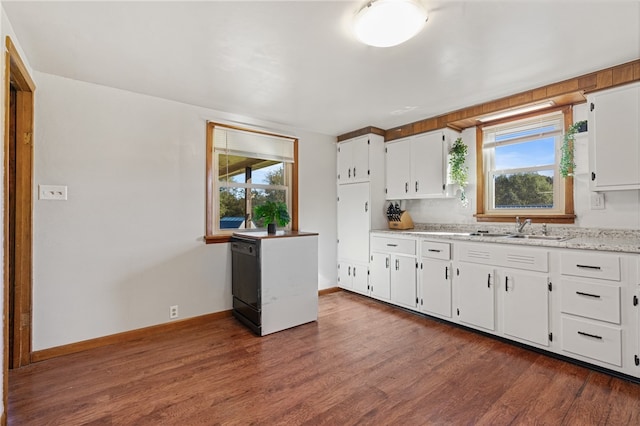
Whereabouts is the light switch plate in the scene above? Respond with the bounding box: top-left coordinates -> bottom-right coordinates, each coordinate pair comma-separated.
39,185 -> 67,200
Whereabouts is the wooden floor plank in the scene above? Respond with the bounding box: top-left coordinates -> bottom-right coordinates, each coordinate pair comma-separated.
8,291 -> 640,425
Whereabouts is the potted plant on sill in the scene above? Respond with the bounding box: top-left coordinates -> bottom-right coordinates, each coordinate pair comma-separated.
560,120 -> 587,178
449,137 -> 469,206
253,201 -> 290,234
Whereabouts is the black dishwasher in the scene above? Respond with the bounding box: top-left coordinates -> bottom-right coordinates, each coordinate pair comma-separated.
230,236 -> 261,334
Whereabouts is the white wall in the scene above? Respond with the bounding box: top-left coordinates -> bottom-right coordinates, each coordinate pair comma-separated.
406,106 -> 640,230
32,71 -> 336,350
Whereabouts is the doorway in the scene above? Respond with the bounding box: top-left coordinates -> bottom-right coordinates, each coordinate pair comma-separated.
3,35 -> 35,414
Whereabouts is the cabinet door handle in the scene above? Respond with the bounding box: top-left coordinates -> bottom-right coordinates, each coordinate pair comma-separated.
405,182 -> 409,193
578,331 -> 603,340
487,273 -> 492,288
364,201 -> 368,212
445,266 -> 449,280
348,168 -> 351,178
353,167 -> 356,178
353,267 -> 356,277
505,276 -> 509,292
415,181 -> 419,192
395,259 -> 399,271
428,249 -> 441,253
348,266 -> 351,276
591,172 -> 596,181
576,264 -> 601,270
385,257 -> 389,268
576,291 -> 601,298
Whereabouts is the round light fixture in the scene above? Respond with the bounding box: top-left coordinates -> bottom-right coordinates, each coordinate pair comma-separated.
353,0 -> 428,48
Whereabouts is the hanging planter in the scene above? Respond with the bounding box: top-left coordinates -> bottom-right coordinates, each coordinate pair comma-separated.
560,120 -> 587,178
448,137 -> 469,206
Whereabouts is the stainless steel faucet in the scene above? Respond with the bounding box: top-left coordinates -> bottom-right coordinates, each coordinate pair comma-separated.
515,216 -> 532,233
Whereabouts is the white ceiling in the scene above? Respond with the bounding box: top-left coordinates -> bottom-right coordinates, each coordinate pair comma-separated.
3,1 -> 639,136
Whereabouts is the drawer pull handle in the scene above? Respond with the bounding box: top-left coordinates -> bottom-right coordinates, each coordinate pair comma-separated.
487,273 -> 492,288
576,264 -> 602,270
387,244 -> 398,247
576,291 -> 601,299
578,331 -> 603,340
428,249 -> 442,253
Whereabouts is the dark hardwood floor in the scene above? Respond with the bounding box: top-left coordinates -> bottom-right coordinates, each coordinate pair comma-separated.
9,290 -> 640,425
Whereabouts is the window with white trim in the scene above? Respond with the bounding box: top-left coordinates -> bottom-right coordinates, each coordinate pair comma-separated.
210,124 -> 296,234
482,112 -> 565,215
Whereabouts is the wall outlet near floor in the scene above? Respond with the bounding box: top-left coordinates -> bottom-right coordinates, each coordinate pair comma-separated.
169,305 -> 179,319
590,193 -> 605,210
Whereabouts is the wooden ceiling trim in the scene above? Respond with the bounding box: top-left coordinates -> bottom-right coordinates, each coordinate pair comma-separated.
336,126 -> 385,142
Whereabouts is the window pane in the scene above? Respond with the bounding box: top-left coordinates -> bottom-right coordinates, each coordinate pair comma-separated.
218,154 -> 283,184
494,172 -> 554,209
219,187 -> 248,229
494,137 -> 555,170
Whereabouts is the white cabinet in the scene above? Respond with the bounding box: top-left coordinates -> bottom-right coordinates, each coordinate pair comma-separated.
559,251 -> 625,367
501,269 -> 549,346
337,135 -> 371,184
385,128 -> 459,200
456,262 -> 496,331
588,82 -> 640,191
419,241 -> 452,318
370,235 -> 417,307
336,133 -> 386,292
456,242 -> 550,342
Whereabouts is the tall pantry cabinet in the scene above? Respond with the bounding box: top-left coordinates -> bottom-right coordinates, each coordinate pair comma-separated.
337,133 -> 386,294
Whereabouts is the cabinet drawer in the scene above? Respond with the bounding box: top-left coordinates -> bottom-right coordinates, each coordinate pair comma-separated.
561,316 -> 622,367
371,236 -> 416,255
560,252 -> 620,281
560,279 -> 621,324
421,241 -> 451,260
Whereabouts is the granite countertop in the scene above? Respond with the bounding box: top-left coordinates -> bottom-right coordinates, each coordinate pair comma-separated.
372,224 -> 640,254
232,230 -> 319,240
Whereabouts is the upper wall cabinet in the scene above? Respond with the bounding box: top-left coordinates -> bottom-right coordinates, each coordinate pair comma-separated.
588,82 -> 640,191
385,128 -> 459,200
337,135 -> 371,184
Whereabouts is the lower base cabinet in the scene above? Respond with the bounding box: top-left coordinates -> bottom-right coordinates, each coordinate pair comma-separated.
501,269 -> 550,347
456,263 -> 496,331
338,261 -> 368,293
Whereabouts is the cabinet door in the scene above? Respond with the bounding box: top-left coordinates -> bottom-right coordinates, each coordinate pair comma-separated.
391,255 -> 417,308
502,270 -> 549,346
457,263 -> 495,331
351,136 -> 370,184
411,132 -> 445,197
337,139 -> 354,184
370,252 -> 391,300
337,261 -> 352,289
385,139 -> 411,199
352,263 -> 369,294
589,84 -> 640,190
420,258 -> 452,318
337,183 -> 370,263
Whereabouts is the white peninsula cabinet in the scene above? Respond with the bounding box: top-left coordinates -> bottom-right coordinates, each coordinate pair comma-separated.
385,128 -> 459,200
588,82 -> 640,191
336,133 -> 386,293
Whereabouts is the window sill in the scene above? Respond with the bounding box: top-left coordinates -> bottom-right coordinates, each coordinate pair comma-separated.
204,234 -> 232,244
475,214 -> 576,224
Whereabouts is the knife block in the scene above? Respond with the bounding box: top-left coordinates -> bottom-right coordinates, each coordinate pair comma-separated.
388,211 -> 414,230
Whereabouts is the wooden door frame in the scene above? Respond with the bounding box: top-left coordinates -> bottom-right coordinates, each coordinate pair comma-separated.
3,36 -> 35,423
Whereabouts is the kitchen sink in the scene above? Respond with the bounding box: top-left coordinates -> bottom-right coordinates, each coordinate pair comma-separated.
508,234 -> 570,241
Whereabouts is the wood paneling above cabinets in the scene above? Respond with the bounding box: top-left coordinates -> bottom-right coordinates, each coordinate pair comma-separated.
336,59 -> 640,143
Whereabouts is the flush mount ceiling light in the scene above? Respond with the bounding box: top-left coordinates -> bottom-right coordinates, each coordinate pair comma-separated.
353,0 -> 428,48
477,101 -> 556,122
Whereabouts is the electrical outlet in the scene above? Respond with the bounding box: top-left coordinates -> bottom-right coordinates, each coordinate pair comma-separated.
169,305 -> 179,319
590,193 -> 605,210
39,184 -> 67,200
